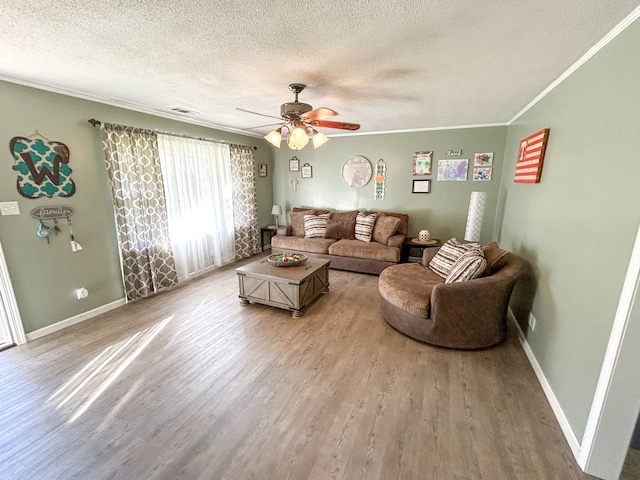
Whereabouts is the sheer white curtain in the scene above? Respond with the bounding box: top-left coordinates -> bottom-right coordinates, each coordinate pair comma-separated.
157,134 -> 236,281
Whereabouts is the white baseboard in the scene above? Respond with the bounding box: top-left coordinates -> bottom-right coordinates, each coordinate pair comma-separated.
508,308 -> 581,460
26,298 -> 126,341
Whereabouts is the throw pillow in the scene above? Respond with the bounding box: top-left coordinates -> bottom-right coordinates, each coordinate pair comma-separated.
429,238 -> 482,278
304,213 -> 330,238
324,210 -> 358,240
481,242 -> 509,277
445,250 -> 487,283
372,214 -> 401,245
291,208 -> 315,237
355,212 -> 377,242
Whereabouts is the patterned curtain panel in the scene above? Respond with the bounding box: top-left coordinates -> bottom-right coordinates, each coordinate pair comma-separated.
100,124 -> 178,301
230,145 -> 260,259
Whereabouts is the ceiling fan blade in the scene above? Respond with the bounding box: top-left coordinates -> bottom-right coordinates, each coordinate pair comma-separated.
246,122 -> 284,130
312,119 -> 361,131
301,107 -> 337,121
236,108 -> 283,121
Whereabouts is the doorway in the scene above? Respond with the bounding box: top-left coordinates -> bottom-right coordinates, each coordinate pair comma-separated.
0,241 -> 26,350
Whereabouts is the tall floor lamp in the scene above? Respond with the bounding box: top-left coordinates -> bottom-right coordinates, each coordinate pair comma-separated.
464,192 -> 487,242
271,205 -> 282,227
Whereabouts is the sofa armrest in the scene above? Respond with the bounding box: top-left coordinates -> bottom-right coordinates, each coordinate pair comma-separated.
422,247 -> 440,266
387,233 -> 406,249
276,225 -> 292,236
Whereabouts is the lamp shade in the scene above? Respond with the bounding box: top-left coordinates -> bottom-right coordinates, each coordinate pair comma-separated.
264,128 -> 282,148
287,127 -> 309,150
464,191 -> 487,242
312,130 -> 329,148
271,205 -> 282,215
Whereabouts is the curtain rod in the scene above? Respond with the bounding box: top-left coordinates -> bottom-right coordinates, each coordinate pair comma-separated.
87,119 -> 257,150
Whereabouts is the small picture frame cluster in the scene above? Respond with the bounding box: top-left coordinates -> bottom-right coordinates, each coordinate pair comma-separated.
412,179 -> 431,194
289,156 -> 300,172
301,163 -> 312,178
258,163 -> 268,177
473,152 -> 493,181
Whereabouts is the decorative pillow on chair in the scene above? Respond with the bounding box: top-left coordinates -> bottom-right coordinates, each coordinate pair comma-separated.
481,242 -> 509,277
325,210 -> 358,240
355,212 -> 377,242
304,213 -> 330,238
445,250 -> 487,283
429,238 -> 482,278
372,214 -> 401,245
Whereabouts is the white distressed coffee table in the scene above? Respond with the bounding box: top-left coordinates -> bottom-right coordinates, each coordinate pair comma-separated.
236,257 -> 330,317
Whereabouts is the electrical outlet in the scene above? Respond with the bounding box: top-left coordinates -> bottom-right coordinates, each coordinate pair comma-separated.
528,313 -> 537,331
0,201 -> 20,216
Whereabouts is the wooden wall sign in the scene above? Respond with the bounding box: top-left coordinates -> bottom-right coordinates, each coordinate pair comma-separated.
514,129 -> 550,183
10,134 -> 76,198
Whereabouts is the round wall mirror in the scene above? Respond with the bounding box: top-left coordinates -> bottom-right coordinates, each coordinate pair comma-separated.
342,156 -> 372,188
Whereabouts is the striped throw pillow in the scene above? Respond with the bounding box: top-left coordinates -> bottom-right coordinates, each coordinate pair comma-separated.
445,250 -> 487,283
355,212 -> 377,242
304,213 -> 330,238
429,238 -> 482,278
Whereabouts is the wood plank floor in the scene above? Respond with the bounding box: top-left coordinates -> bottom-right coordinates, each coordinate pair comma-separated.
0,253 -> 599,480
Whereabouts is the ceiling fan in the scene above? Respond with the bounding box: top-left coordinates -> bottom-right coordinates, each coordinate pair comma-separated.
238,83 -> 360,150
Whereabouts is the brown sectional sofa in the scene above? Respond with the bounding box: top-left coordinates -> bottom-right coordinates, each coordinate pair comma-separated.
271,208 -> 408,275
378,243 -> 523,349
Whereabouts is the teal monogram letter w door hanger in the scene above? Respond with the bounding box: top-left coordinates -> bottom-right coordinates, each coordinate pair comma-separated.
10,133 -> 76,198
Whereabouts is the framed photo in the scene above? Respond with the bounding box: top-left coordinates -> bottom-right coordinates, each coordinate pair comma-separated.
473,167 -> 492,181
301,163 -> 312,178
289,156 -> 300,172
437,159 -> 469,181
412,179 -> 431,194
413,151 -> 432,175
258,163 -> 268,177
474,152 -> 493,166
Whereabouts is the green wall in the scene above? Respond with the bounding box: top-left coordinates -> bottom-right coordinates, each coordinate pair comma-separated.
498,18 -> 640,440
272,126 -> 507,242
0,80 -> 273,334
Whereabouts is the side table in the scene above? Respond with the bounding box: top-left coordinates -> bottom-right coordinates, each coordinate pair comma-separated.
400,238 -> 441,263
261,226 -> 278,251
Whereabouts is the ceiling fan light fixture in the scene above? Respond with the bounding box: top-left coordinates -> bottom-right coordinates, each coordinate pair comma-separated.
287,126 -> 309,150
312,130 -> 329,149
264,127 -> 282,148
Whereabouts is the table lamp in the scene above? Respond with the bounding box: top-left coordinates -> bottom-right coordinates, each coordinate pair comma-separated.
271,205 -> 282,227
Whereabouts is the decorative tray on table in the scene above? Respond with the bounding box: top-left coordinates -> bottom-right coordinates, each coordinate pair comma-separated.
267,253 -> 308,267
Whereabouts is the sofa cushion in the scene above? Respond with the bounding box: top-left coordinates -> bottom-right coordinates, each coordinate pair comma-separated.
291,208 -> 315,237
325,210 -> 358,240
328,239 -> 400,262
355,212 -> 377,242
481,242 -> 509,277
379,263 -> 445,318
272,235 -> 336,254
445,250 -> 487,283
373,215 -> 401,245
304,213 -> 330,238
429,238 -> 482,279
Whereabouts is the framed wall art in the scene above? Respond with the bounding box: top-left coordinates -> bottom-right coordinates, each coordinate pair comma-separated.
474,152 -> 493,166
413,151 -> 432,175
437,159 -> 469,181
289,156 -> 300,172
301,163 -> 312,178
412,179 -> 431,194
473,167 -> 492,181
258,163 -> 268,177
515,128 -> 550,183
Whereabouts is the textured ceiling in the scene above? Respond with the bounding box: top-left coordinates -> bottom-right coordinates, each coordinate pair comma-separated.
0,1 -> 638,138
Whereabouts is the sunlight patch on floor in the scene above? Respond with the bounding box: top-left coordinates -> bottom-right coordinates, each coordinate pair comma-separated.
46,316 -> 174,423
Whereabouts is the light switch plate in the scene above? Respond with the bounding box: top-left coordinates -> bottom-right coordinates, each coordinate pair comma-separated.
0,202 -> 20,216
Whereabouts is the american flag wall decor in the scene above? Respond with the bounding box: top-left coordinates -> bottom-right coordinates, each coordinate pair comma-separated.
514,128 -> 550,183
